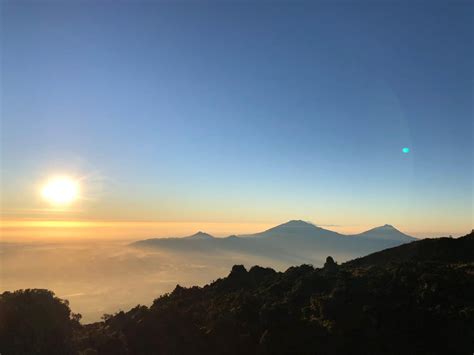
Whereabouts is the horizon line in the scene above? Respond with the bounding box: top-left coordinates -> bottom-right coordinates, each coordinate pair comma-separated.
0,218 -> 468,241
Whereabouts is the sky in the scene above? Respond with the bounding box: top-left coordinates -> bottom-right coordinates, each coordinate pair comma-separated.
1,0 -> 473,239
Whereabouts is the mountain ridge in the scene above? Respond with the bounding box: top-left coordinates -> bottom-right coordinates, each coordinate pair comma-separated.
137,220 -> 415,241
345,230 -> 474,267
132,220 -> 419,266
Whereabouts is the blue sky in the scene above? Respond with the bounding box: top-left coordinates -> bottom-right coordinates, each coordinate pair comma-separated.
1,0 -> 472,237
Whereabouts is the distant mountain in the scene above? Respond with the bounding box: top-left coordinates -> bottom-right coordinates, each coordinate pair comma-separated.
132,220 -> 417,266
249,220 -> 344,239
351,224 -> 416,242
183,231 -> 215,240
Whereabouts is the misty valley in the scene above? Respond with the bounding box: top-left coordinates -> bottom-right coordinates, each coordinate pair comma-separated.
1,221 -> 413,322
1,228 -> 473,355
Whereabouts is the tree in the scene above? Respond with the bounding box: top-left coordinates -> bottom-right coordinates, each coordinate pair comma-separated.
0,289 -> 78,355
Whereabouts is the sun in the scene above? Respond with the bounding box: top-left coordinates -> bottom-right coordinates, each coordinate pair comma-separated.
41,176 -> 80,206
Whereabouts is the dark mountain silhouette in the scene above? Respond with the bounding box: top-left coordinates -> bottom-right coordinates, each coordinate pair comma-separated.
132,220 -> 417,265
183,231 -> 215,240
2,231 -> 472,355
346,230 -> 474,267
248,220 -> 343,239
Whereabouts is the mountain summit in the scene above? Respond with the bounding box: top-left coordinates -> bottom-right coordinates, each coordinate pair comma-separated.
267,220 -> 319,231
353,224 -> 415,242
255,220 -> 343,239
184,231 -> 215,240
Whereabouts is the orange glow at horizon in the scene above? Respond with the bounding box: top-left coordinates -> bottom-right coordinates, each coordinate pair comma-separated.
0,219 -> 276,241
1,219 -> 468,242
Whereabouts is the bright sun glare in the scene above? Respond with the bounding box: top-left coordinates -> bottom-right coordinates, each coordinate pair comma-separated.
41,176 -> 80,206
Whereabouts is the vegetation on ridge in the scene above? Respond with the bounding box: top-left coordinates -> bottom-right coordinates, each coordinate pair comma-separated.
1,232 -> 473,355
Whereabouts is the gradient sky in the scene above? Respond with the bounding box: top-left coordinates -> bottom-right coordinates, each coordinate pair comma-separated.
1,0 -> 473,239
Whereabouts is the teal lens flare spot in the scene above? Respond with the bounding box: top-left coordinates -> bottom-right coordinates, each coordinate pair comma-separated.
402,147 -> 410,154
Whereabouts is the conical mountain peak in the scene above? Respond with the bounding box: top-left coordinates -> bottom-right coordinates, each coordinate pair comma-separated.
255,219 -> 342,239
355,225 -> 415,242
186,231 -> 215,240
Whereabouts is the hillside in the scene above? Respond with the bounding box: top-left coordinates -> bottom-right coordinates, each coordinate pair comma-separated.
2,231 -> 473,354
346,230 -> 474,267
